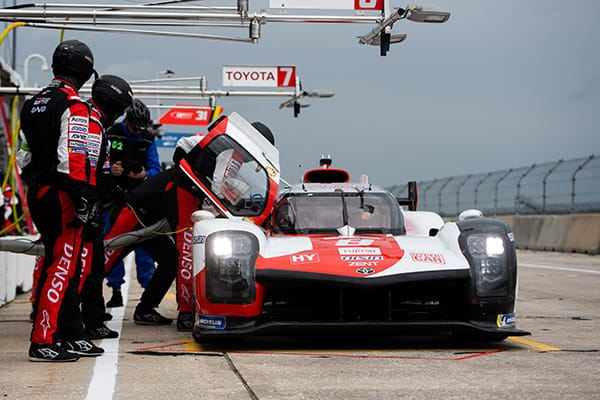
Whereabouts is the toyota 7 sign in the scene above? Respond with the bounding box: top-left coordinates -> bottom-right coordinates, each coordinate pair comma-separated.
222,66 -> 296,88
268,0 -> 383,10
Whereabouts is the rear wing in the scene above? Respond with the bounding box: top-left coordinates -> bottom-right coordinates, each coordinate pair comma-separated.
396,181 -> 418,211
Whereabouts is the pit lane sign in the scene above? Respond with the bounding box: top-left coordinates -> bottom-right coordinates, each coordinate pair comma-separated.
268,0 -> 383,10
222,66 -> 296,88
158,105 -> 223,126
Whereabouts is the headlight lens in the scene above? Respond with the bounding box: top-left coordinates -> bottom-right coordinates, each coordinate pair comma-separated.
466,235 -> 505,256
206,231 -> 258,304
464,233 -> 509,297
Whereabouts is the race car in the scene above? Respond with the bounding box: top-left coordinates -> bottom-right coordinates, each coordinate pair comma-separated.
189,119 -> 530,342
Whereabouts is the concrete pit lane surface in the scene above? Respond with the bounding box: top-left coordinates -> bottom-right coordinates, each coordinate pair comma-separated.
0,250 -> 599,400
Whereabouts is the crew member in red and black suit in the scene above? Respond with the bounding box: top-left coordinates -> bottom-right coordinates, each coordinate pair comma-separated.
19,40 -> 104,362
77,75 -> 134,341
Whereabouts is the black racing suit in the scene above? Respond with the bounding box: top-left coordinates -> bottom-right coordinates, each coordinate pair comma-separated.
103,167 -> 204,313
20,78 -> 95,345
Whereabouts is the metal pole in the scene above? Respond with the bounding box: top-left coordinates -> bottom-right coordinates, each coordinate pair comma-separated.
494,169 -> 513,216
456,174 -> 471,216
438,177 -> 453,215
474,172 -> 492,211
515,164 -> 536,215
23,53 -> 49,87
422,179 -> 438,211
542,159 -> 563,213
571,154 -> 595,213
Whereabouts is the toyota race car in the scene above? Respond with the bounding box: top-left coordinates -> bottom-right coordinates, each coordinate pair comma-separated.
187,114 -> 530,343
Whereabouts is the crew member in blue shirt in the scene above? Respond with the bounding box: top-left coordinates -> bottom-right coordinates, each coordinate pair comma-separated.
104,99 -> 161,310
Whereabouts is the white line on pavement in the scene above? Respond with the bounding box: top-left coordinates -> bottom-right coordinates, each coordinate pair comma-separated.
520,263 -> 600,275
85,254 -> 134,400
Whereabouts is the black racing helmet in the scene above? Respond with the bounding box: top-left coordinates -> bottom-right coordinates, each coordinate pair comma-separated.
51,40 -> 95,88
126,98 -> 151,130
92,75 -> 133,125
251,121 -> 275,145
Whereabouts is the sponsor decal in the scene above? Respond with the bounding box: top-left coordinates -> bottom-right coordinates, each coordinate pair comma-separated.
47,243 -> 74,304
33,97 -> 50,105
497,313 -> 516,328
340,256 -> 384,261
37,347 -> 60,359
335,238 -> 374,246
69,116 -> 88,125
40,309 -> 51,339
342,256 -> 383,267
338,247 -> 381,255
69,132 -> 87,141
507,232 -> 515,242
266,165 -> 278,178
290,253 -> 320,264
355,267 -> 375,275
409,252 -> 446,264
193,235 -> 206,244
179,230 -> 194,282
70,125 -> 87,133
198,314 -> 226,330
180,284 -> 192,305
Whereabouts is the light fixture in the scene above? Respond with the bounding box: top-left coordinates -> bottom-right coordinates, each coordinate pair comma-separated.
407,5 -> 451,23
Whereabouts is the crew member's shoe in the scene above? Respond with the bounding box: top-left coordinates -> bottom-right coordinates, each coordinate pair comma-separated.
176,312 -> 194,331
29,343 -> 80,362
61,339 -> 104,357
86,325 -> 119,340
106,289 -> 123,308
134,305 -> 173,325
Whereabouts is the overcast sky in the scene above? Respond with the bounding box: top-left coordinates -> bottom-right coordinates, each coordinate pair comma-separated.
4,0 -> 600,186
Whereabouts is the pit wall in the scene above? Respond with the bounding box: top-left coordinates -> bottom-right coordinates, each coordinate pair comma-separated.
0,249 -> 35,307
495,213 -> 600,254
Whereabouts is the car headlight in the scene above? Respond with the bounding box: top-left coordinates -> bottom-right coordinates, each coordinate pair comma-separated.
464,233 -> 509,297
205,231 -> 258,304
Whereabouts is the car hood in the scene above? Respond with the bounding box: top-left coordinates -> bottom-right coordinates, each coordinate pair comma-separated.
257,233 -> 470,279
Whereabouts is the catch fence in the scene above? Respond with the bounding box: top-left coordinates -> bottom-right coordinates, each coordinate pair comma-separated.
387,155 -> 600,217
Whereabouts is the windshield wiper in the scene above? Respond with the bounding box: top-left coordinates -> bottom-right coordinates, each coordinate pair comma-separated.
335,188 -> 349,227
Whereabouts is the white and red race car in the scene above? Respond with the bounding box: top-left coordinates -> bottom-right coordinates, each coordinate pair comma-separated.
189,113 -> 530,342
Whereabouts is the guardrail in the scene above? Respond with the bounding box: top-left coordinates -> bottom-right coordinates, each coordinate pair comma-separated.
387,155 -> 600,217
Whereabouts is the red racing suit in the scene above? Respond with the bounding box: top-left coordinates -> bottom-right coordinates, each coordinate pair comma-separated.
103,167 -> 203,313
20,79 -> 96,345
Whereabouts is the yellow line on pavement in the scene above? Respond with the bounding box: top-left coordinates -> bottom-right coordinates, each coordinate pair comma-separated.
508,336 -> 561,351
183,340 -> 202,352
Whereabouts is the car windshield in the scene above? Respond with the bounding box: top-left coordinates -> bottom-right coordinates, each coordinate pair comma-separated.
190,135 -> 270,216
272,191 -> 405,235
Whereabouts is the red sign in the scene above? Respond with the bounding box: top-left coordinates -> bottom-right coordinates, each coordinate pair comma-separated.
354,0 -> 382,10
158,105 -> 223,126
